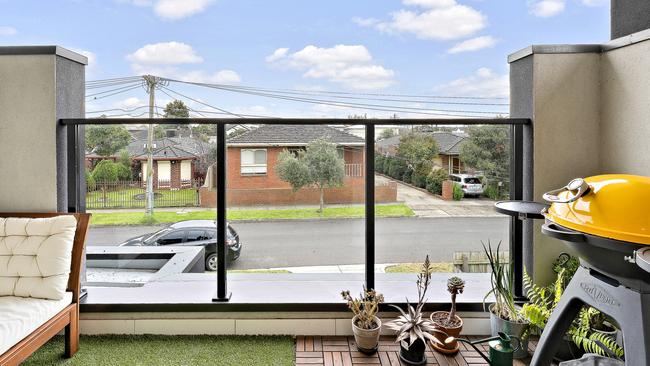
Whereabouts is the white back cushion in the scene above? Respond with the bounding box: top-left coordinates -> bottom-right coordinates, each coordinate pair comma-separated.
0,216 -> 77,300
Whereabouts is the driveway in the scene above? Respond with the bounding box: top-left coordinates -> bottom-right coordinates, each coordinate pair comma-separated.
376,174 -> 500,217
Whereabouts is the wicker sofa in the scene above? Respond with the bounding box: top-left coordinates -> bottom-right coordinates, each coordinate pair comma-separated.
0,212 -> 90,366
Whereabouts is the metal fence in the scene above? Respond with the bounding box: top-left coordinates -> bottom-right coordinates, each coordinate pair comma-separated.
86,179 -> 202,209
344,163 -> 363,177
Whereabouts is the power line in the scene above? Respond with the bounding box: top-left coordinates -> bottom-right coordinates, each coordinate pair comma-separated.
160,85 -> 245,118
162,77 -> 509,101
87,84 -> 143,101
173,80 -> 510,107
86,82 -> 143,98
171,82 -> 500,117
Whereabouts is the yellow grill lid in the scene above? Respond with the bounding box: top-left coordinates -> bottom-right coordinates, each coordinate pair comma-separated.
545,174 -> 650,245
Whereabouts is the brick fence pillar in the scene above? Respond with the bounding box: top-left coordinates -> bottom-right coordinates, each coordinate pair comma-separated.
442,180 -> 454,201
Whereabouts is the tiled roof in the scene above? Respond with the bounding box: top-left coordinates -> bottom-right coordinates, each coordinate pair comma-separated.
227,124 -> 365,146
128,137 -> 211,160
375,132 -> 466,155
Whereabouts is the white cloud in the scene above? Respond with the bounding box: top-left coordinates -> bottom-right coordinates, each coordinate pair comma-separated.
154,0 -> 214,20
265,48 -> 289,63
528,0 -> 565,17
118,0 -> 214,20
580,0 -> 606,5
447,35 -> 497,54
127,41 -> 241,83
127,42 -> 203,65
0,26 -> 17,36
356,0 -> 487,41
351,17 -> 380,27
435,67 -> 509,98
116,97 -> 146,110
402,0 -> 457,8
267,44 -> 395,90
179,69 -> 241,84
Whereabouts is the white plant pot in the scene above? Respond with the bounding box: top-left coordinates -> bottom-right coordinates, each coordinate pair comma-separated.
352,315 -> 382,354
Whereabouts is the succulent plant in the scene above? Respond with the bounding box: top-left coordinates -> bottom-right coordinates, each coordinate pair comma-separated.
341,287 -> 384,330
446,276 -> 465,324
386,255 -> 445,348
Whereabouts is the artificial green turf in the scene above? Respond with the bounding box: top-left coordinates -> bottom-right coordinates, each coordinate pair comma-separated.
89,203 -> 415,226
24,335 -> 294,366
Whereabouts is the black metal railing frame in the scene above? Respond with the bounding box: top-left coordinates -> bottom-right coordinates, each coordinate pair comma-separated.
61,117 -> 530,302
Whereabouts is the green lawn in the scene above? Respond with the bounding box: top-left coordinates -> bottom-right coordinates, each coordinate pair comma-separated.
385,262 -> 455,273
87,188 -> 198,209
24,335 -> 294,366
89,203 -> 414,226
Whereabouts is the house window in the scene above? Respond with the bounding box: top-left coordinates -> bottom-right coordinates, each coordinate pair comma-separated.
241,149 -> 267,175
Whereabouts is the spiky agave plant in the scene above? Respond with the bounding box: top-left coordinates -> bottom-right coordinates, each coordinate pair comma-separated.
386,255 -> 444,348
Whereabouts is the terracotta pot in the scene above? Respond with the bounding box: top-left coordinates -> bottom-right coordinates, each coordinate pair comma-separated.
429,311 -> 463,354
351,315 -> 381,354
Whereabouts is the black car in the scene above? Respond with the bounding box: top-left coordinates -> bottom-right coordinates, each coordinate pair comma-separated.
119,220 -> 241,271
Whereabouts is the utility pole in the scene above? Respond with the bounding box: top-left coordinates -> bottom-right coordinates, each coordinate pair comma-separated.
143,75 -> 160,218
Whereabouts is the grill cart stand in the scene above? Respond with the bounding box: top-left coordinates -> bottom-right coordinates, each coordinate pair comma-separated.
530,263 -> 650,366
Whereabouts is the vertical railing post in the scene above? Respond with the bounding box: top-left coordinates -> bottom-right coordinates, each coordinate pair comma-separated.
213,122 -> 230,301
510,124 -> 524,299
365,124 -> 375,291
67,123 -> 85,213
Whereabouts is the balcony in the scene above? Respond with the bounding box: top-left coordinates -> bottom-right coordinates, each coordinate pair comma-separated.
3,4 -> 650,361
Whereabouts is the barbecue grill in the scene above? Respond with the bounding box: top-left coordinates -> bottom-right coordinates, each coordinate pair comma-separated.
529,175 -> 650,366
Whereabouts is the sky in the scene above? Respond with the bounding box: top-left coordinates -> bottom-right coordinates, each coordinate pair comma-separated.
0,0 -> 611,119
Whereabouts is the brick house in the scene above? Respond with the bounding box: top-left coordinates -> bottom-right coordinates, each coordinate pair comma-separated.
376,132 -> 466,174
86,137 -> 211,189
200,124 -> 398,206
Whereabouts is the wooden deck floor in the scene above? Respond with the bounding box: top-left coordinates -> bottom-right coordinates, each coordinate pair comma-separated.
295,336 -> 538,366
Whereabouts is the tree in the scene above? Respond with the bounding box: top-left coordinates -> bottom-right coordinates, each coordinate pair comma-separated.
459,125 -> 509,185
163,100 -> 190,118
378,129 -> 396,140
396,132 -> 438,186
163,100 -> 191,133
276,138 -> 345,212
154,125 -> 166,139
91,160 -> 119,207
85,125 -> 131,156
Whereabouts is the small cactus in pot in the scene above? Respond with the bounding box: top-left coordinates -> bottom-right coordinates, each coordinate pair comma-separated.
430,276 -> 465,354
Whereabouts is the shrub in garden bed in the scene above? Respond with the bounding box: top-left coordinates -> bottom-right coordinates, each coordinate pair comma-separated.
426,169 -> 448,195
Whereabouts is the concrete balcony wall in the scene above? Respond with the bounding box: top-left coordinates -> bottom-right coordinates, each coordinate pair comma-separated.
0,47 -> 86,212
510,33 -> 650,284
600,39 -> 650,174
510,49 -> 602,284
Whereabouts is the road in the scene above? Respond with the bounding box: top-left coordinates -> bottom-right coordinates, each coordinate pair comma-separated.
87,217 -> 508,270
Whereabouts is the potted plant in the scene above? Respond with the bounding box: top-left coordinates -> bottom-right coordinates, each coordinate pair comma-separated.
430,276 -> 465,354
386,255 -> 441,365
341,287 -> 384,354
521,253 -> 624,361
483,241 -> 529,359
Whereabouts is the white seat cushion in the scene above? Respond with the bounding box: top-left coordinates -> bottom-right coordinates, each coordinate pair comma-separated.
0,216 -> 77,300
0,292 -> 73,355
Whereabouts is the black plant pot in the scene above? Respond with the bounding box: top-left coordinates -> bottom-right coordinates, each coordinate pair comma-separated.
553,337 -> 585,362
399,339 -> 427,365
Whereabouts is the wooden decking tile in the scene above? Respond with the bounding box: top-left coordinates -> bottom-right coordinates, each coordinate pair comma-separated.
296,336 -> 540,366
